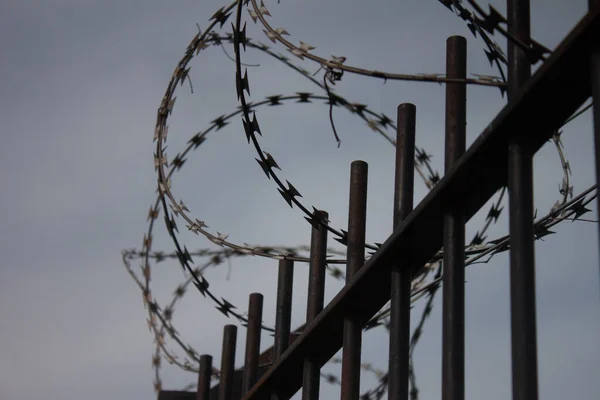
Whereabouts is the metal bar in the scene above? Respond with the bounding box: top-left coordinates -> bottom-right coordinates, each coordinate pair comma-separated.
272,260 -> 294,400
594,54 -> 600,285
341,161 -> 369,400
590,0 -> 600,281
388,103 -> 416,400
507,1 -> 539,400
159,392 -> 196,400
442,35 -> 467,400
242,11 -> 600,399
301,210 -> 329,400
197,355 -> 213,400
243,294 -> 264,395
219,325 -> 237,400
274,260 -> 294,361
208,331 -> 304,400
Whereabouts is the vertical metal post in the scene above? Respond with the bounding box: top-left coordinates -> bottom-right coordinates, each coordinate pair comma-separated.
589,0 -> 600,281
507,1 -> 539,399
594,54 -> 600,287
274,260 -> 294,360
388,103 -> 416,400
197,355 -> 213,400
302,211 -> 329,400
341,161 -> 368,400
441,35 -> 467,400
272,260 -> 294,400
243,293 -> 264,395
219,325 -> 237,400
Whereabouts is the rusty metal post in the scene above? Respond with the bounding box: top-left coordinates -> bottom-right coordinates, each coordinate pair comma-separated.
590,0 -> 600,279
197,355 -> 213,400
441,35 -> 467,400
341,161 -> 368,400
507,1 -> 539,399
243,293 -> 264,395
301,211 -> 329,400
388,103 -> 416,400
272,260 -> 294,400
236,17 -> 600,396
219,325 -> 237,400
274,260 -> 294,360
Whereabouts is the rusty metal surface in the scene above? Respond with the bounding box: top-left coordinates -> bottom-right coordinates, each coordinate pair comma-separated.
242,9 -> 600,400
272,260 -> 295,400
594,53 -> 600,275
243,294 -> 264,395
192,326 -> 305,400
159,391 -> 197,400
388,103 -> 416,400
197,355 -> 213,400
441,35 -> 467,400
161,335 -> 286,400
219,325 -> 237,400
341,161 -> 368,400
591,0 -> 600,280
274,260 -> 294,362
302,211 -> 329,400
506,1 -> 539,399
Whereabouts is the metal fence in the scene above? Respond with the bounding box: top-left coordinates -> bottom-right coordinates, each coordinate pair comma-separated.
158,2 -> 600,399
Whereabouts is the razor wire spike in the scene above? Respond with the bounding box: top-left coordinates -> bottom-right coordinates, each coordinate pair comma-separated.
143,234 -> 153,250
248,8 -> 259,23
259,0 -> 271,17
147,206 -> 159,221
267,94 -> 283,105
232,21 -> 248,51
212,115 -> 229,130
209,6 -> 231,28
289,48 -> 305,60
263,152 -> 281,170
236,68 -> 250,100
299,41 -> 316,52
467,22 -> 478,37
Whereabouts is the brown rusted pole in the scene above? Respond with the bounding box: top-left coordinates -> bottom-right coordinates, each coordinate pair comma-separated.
197,355 -> 213,400
272,260 -> 294,400
238,15 -> 600,396
219,325 -> 237,400
507,1 -> 539,399
243,293 -> 264,395
388,104 -> 416,400
341,161 -> 368,400
301,211 -> 329,400
274,260 -> 294,361
589,0 -> 600,283
442,35 -> 467,400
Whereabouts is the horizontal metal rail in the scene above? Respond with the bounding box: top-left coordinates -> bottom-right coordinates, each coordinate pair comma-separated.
242,9 -> 600,400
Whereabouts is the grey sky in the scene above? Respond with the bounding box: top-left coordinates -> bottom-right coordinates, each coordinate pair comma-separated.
0,0 -> 599,399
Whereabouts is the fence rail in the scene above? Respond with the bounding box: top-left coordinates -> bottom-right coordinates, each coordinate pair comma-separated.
153,2 -> 600,400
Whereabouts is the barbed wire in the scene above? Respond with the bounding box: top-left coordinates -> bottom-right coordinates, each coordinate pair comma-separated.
151,1 -> 574,277
248,0 -> 508,88
123,246 -> 347,392
124,0 -> 598,397
124,181 -> 597,395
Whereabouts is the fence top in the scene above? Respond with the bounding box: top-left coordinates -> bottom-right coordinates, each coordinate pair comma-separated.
242,8 -> 600,399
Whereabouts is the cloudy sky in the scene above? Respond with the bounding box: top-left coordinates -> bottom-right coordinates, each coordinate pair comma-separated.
1,0 -> 599,399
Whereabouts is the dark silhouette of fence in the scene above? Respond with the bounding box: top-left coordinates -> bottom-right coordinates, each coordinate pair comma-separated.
157,2 -> 600,399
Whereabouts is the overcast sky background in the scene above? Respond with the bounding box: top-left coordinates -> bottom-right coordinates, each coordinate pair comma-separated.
1,0 -> 599,399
